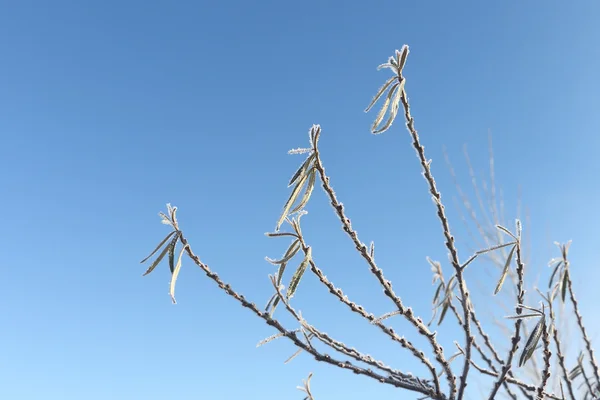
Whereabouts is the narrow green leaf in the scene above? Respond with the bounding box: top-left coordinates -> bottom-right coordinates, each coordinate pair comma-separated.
433,282 -> 444,304
169,244 -> 188,304
142,240 -> 173,276
140,231 -> 177,263
364,76 -> 397,113
438,300 -> 450,325
167,233 -> 180,274
549,261 -> 563,288
277,173 -> 309,231
494,245 -> 516,295
288,154 -> 315,187
561,269 -> 569,303
290,168 -> 316,214
370,82 -> 398,133
519,317 -> 545,367
287,248 -> 312,300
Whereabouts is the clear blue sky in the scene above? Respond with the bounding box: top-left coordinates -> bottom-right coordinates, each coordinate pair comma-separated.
1,1 -> 599,399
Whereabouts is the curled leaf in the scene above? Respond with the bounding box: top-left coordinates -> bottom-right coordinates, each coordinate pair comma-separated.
169,244 -> 188,304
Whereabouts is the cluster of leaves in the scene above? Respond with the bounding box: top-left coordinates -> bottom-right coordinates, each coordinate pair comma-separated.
139,204 -> 188,304
264,126 -> 321,316
548,241 -> 572,303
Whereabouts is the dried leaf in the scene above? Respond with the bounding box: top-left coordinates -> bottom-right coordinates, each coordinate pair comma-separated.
140,231 -> 177,263
291,168 -> 316,214
494,245 -> 516,295
365,76 -> 397,113
287,248 -> 312,300
169,244 -> 188,304
519,317 -> 545,367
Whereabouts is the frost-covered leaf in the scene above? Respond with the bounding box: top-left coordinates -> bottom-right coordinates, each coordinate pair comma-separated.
519,317 -> 545,367
370,81 -> 398,133
365,76 -> 397,113
169,244 -> 188,304
140,231 -> 177,264
277,173 -> 309,231
287,247 -> 312,300
291,168 -> 316,214
288,154 -> 315,187
494,244 -> 516,295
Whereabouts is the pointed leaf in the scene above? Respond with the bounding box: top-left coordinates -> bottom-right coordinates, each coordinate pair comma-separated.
397,45 -> 410,73
494,245 -> 516,295
438,300 -> 450,325
370,82 -> 398,133
291,168 -> 316,214
167,233 -> 180,274
142,240 -> 172,276
519,317 -> 545,367
372,78 -> 405,134
288,154 -> 315,187
561,268 -> 569,303
287,248 -> 312,300
277,173 -> 309,231
140,231 -> 177,263
266,239 -> 301,266
433,282 -> 444,304
365,76 -> 397,113
169,244 -> 188,304
549,261 -> 563,288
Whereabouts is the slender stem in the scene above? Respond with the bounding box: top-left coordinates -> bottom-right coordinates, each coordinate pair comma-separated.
312,140 -> 453,398
536,318 -> 552,400
176,233 -> 443,398
488,240 -> 525,399
548,296 -> 577,400
398,83 -> 470,400
567,273 -> 600,390
299,239 -> 441,393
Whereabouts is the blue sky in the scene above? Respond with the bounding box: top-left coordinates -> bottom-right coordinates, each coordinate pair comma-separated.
1,1 -> 600,399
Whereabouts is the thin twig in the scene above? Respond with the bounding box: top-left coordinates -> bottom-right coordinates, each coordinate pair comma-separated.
488,234 -> 526,400
312,131 -> 453,398
398,74 -> 471,400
